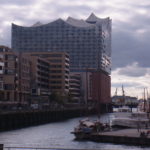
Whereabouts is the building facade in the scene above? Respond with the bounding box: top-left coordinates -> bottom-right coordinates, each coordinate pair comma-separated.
12,13 -> 111,73
18,53 -> 31,103
90,71 -> 111,103
24,52 -> 70,96
0,46 -> 31,104
28,55 -> 50,95
11,13 -> 112,110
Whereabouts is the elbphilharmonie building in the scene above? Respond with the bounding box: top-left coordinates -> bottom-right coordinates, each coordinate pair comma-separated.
12,13 -> 111,73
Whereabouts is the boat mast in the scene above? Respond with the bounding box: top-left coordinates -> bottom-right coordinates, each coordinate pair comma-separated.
146,88 -> 149,113
122,85 -> 125,106
114,88 -> 118,96
143,88 -> 146,112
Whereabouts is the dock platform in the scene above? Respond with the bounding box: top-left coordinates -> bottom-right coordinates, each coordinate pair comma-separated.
80,129 -> 150,146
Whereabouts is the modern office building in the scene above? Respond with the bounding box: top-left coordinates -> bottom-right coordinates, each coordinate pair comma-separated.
12,13 -> 111,73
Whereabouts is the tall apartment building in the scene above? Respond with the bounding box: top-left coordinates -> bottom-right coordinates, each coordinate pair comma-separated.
0,47 -> 18,101
0,46 -> 31,103
24,52 -> 70,95
12,13 -> 111,73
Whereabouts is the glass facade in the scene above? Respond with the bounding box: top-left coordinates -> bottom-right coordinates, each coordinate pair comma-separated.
12,14 -> 111,73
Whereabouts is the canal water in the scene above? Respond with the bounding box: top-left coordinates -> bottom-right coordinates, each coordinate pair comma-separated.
0,112 -> 149,150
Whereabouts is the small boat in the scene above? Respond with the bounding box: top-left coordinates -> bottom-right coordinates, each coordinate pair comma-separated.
71,118 -> 110,140
118,106 -> 131,112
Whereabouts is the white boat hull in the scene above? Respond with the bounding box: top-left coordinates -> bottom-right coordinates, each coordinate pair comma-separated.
112,118 -> 150,128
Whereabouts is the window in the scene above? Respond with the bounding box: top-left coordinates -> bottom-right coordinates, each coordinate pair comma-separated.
5,69 -> 15,74
50,81 -> 62,84
50,86 -> 61,89
50,75 -> 61,78
49,59 -> 62,63
49,54 -> 62,57
50,70 -> 62,73
4,84 -> 14,90
50,65 -> 62,68
7,55 -> 15,60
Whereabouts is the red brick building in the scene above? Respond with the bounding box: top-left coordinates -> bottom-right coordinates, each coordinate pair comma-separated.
90,70 -> 112,112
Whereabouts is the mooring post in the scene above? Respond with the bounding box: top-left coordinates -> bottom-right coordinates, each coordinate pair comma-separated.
0,144 -> 3,150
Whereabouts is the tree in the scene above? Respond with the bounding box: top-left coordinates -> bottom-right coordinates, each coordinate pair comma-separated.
49,92 -> 65,105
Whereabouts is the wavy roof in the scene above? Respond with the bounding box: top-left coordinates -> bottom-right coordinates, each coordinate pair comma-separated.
66,17 -> 94,27
12,13 -> 110,28
86,13 -> 99,22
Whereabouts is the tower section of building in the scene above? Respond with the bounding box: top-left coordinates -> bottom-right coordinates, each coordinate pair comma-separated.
12,13 -> 111,74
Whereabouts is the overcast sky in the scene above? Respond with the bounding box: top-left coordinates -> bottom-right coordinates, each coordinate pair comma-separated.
0,0 -> 150,98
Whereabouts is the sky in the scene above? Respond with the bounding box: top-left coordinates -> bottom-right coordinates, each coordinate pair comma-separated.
0,0 -> 150,98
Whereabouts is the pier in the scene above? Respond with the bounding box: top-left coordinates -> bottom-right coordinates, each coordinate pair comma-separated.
86,129 -> 150,146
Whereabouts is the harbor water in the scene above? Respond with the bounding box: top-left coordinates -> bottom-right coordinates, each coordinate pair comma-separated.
0,112 -> 149,150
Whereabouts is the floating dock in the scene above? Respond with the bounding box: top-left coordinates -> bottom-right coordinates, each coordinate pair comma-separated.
76,129 -> 150,146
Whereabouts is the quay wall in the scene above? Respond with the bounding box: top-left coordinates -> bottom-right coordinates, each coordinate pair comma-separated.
0,108 -> 95,132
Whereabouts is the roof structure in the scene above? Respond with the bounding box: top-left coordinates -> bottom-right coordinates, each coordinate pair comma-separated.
86,13 -> 99,23
13,13 -> 110,28
66,17 -> 93,27
32,21 -> 43,27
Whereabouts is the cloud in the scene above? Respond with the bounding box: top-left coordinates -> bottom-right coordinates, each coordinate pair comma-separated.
0,0 -> 36,6
111,62 -> 150,97
117,62 -> 147,77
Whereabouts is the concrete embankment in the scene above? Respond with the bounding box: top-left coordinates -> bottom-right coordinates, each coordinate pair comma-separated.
0,108 -> 95,132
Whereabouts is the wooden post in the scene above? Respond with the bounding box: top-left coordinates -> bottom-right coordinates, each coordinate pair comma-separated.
0,144 -> 3,150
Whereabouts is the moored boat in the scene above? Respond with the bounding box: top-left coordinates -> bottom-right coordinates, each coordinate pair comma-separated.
71,118 -> 111,140
118,106 -> 131,112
